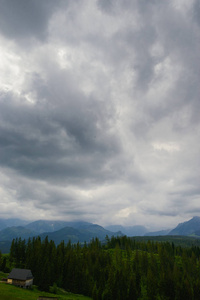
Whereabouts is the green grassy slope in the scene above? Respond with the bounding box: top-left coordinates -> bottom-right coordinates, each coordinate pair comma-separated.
0,282 -> 92,300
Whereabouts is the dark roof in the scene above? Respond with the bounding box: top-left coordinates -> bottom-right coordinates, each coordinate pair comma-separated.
8,268 -> 33,280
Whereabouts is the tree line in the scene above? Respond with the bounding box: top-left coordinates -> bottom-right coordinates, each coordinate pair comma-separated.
4,235 -> 200,299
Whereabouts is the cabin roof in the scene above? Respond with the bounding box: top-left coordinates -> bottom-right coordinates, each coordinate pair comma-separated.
8,268 -> 33,281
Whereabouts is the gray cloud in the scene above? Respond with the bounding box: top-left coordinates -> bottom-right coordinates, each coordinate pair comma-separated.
0,87 -> 121,186
0,0 -> 199,229
0,0 -> 65,42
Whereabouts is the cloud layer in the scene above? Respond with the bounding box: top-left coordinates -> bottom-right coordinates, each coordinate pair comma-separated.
0,0 -> 199,229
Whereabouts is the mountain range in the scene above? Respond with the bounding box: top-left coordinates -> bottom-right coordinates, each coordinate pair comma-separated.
0,219 -> 149,243
1,216 -> 200,253
0,220 -> 123,246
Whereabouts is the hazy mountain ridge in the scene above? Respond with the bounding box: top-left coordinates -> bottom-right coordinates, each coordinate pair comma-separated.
0,218 -> 30,231
0,219 -> 149,242
1,216 -> 200,250
0,219 -> 123,246
144,229 -> 171,236
39,224 -> 122,245
169,216 -> 200,236
105,224 -> 148,236
0,226 -> 37,241
25,220 -> 87,234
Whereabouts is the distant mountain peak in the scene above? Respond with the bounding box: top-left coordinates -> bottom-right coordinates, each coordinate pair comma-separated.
191,216 -> 200,221
169,216 -> 200,236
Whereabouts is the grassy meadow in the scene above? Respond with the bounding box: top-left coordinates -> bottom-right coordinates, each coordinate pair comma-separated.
0,280 -> 92,300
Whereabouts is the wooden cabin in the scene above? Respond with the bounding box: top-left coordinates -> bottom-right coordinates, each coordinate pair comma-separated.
7,268 -> 33,288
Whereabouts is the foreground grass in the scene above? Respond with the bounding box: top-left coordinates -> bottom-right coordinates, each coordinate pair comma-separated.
0,282 -> 92,300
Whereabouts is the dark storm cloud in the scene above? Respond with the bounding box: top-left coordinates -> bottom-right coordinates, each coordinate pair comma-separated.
0,74 -> 121,186
146,209 -> 178,217
0,0 -> 67,41
193,0 -> 200,26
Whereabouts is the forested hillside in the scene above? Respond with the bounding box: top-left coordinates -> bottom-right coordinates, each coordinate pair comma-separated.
2,235 -> 200,299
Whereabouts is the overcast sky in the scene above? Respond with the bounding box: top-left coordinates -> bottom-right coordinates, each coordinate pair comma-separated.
0,0 -> 199,230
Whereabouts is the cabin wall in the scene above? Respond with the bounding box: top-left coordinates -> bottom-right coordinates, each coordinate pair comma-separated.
12,279 -> 26,287
7,279 -> 12,284
25,278 -> 33,286
7,278 -> 33,288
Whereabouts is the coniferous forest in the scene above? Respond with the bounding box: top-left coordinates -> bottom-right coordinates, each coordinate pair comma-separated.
4,235 -> 200,299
